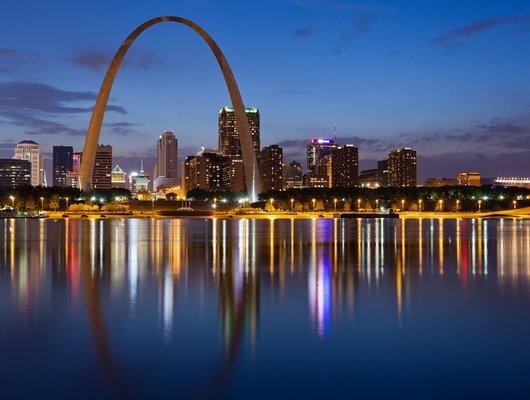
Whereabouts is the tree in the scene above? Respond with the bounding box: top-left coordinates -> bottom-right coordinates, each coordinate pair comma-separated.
25,198 -> 37,211
49,198 -> 59,211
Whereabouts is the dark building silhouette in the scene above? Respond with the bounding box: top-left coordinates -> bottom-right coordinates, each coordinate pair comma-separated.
388,148 -> 417,187
359,168 -> 380,188
0,159 -> 31,188
260,145 -> 283,192
331,145 -> 358,188
52,146 -> 73,187
283,161 -> 303,189
377,159 -> 389,187
91,145 -> 112,189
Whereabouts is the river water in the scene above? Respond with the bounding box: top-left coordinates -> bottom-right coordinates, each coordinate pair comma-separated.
1,217 -> 529,399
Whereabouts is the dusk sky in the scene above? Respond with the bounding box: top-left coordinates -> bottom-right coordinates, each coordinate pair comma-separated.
1,0 -> 530,182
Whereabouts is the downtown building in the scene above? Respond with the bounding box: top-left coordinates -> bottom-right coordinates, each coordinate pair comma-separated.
218,106 -> 260,191
260,145 -> 283,192
91,145 -> 112,189
283,161 -> 303,189
129,160 -> 150,198
52,145 -> 73,187
388,148 -> 417,187
331,145 -> 358,188
0,159 -> 31,188
184,151 -> 230,193
306,138 -> 337,188
154,131 -> 179,191
66,152 -> 83,188
111,165 -> 126,188
13,140 -> 44,187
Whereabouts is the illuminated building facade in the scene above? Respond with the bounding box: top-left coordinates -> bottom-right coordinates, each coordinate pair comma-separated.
495,177 -> 530,189
111,165 -> 126,188
260,145 -> 283,192
155,131 -> 179,190
388,148 -> 417,187
331,145 -> 358,188
458,172 -> 480,186
13,139 -> 44,187
184,152 -> 230,193
91,145 -> 112,189
129,160 -> 150,198
52,146 -> 73,187
66,152 -> 82,188
307,138 -> 337,175
0,159 -> 31,188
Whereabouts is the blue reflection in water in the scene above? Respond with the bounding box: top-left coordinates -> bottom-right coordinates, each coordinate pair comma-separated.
0,218 -> 529,399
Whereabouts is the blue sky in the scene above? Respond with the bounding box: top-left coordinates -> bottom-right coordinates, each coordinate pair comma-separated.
1,0 -> 530,181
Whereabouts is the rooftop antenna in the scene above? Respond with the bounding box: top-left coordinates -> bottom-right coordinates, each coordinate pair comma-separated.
140,158 -> 144,173
333,126 -> 337,142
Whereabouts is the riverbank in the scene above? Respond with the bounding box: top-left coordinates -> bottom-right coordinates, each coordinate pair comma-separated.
27,206 -> 530,220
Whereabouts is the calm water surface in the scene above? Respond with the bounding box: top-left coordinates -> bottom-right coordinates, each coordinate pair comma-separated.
1,217 -> 530,399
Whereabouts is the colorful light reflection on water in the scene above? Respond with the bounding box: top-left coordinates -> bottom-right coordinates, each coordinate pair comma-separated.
1,217 -> 530,399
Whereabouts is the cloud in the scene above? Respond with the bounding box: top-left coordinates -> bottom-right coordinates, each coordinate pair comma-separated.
0,81 -> 125,114
335,13 -> 378,52
0,81 -> 127,136
275,89 -> 314,95
430,15 -> 530,48
0,47 -> 39,59
104,121 -> 142,136
70,50 -> 158,72
294,27 -> 315,37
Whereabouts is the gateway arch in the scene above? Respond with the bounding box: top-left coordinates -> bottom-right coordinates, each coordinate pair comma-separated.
79,16 -> 262,202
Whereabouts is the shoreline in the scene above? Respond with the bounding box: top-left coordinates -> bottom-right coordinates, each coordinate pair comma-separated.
6,208 -> 529,220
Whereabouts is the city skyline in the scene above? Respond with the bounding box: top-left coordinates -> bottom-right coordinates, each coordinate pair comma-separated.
1,0 -> 529,181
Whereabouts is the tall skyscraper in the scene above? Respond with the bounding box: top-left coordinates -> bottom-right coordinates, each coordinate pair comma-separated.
13,139 -> 44,187
218,106 -> 260,161
92,145 -> 112,189
388,148 -> 417,187
155,131 -> 179,190
331,145 -> 358,188
260,145 -> 283,192
218,106 -> 260,192
52,145 -> 73,187
0,159 -> 31,188
307,138 -> 338,175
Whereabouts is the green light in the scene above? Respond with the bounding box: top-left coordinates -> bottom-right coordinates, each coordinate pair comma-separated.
219,106 -> 258,113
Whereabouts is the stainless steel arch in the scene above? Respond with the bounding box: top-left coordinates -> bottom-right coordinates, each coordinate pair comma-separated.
79,16 -> 261,201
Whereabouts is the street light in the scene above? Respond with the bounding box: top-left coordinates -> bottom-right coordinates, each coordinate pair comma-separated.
290,198 -> 294,212
269,198 -> 274,210
357,198 -> 361,212
212,197 -> 218,209
333,198 -> 338,212
456,199 -> 460,212
9,195 -> 15,209
401,199 -> 405,212
65,197 -> 69,210
478,199 -> 482,212
312,198 -> 316,211
513,200 -> 517,209
438,199 -> 444,212
40,197 -> 44,211
375,199 -> 379,212
418,198 -> 423,212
